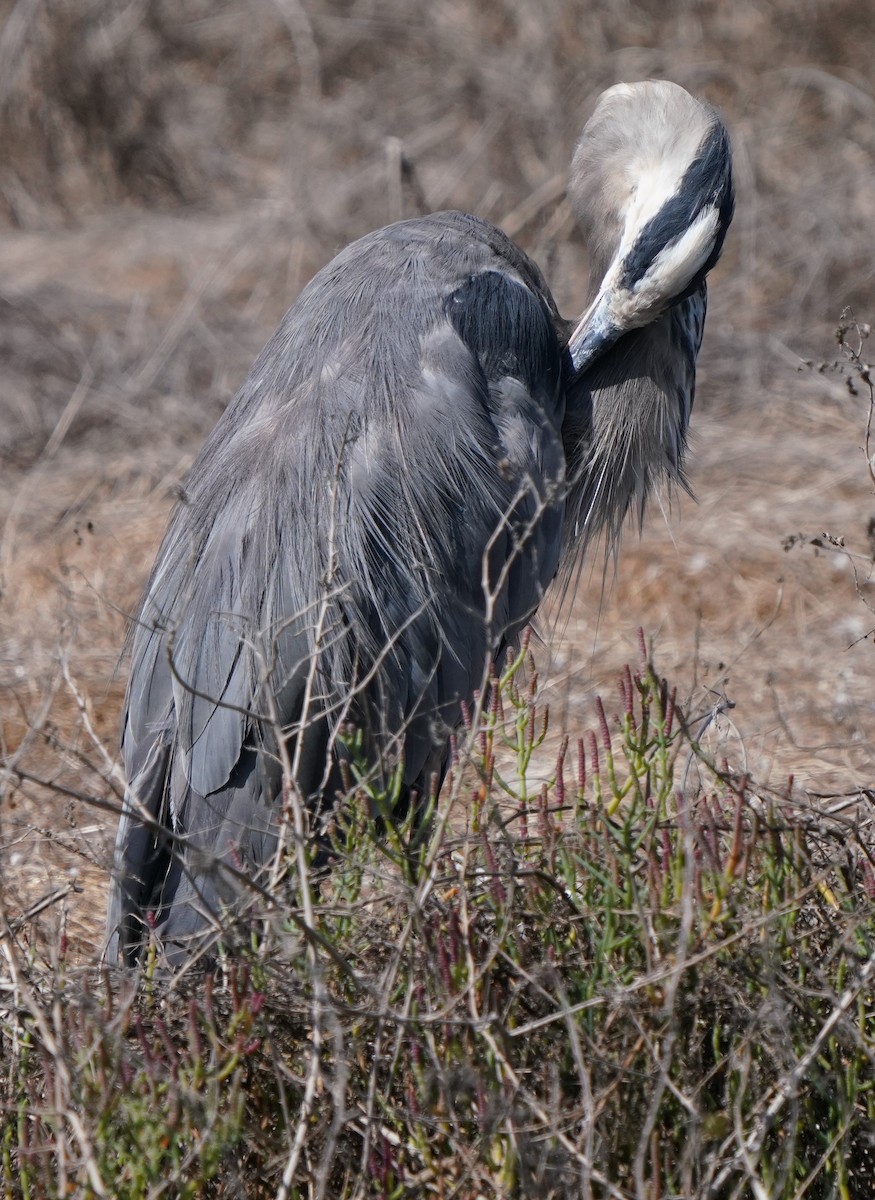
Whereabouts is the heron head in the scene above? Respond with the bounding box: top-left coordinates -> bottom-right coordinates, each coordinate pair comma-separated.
567,80 -> 733,373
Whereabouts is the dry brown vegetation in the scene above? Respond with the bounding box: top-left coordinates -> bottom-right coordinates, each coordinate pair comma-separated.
1,3 -> 875,1194
2,0 -> 874,959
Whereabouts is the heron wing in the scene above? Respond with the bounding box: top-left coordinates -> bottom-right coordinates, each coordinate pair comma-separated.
110,213 -> 567,958
334,258 -> 566,786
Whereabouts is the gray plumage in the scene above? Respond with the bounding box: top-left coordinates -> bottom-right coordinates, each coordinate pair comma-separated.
106,80 -> 733,965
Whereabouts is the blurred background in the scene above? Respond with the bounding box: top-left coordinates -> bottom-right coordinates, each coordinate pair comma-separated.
2,0 -> 874,956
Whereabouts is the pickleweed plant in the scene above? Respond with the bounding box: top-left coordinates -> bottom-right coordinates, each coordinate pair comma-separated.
3,635 -> 874,1199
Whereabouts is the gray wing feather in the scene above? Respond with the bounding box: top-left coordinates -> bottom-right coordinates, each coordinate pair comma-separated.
109,212 -> 566,961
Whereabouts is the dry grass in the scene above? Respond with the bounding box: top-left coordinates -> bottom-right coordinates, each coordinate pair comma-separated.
3,648 -> 874,1198
0,8 -> 874,1191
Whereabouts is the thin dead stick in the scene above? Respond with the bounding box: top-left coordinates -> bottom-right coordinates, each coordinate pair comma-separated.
509,877 -> 832,1038
2,883 -> 79,937
708,947 -> 875,1196
0,915 -> 107,1196
60,654 -> 127,792
454,833 -> 627,1199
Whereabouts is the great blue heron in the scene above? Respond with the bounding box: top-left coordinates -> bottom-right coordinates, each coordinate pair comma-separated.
106,80 -> 733,965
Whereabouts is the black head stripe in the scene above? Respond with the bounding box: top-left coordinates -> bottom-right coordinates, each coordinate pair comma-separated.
619,121 -> 734,292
